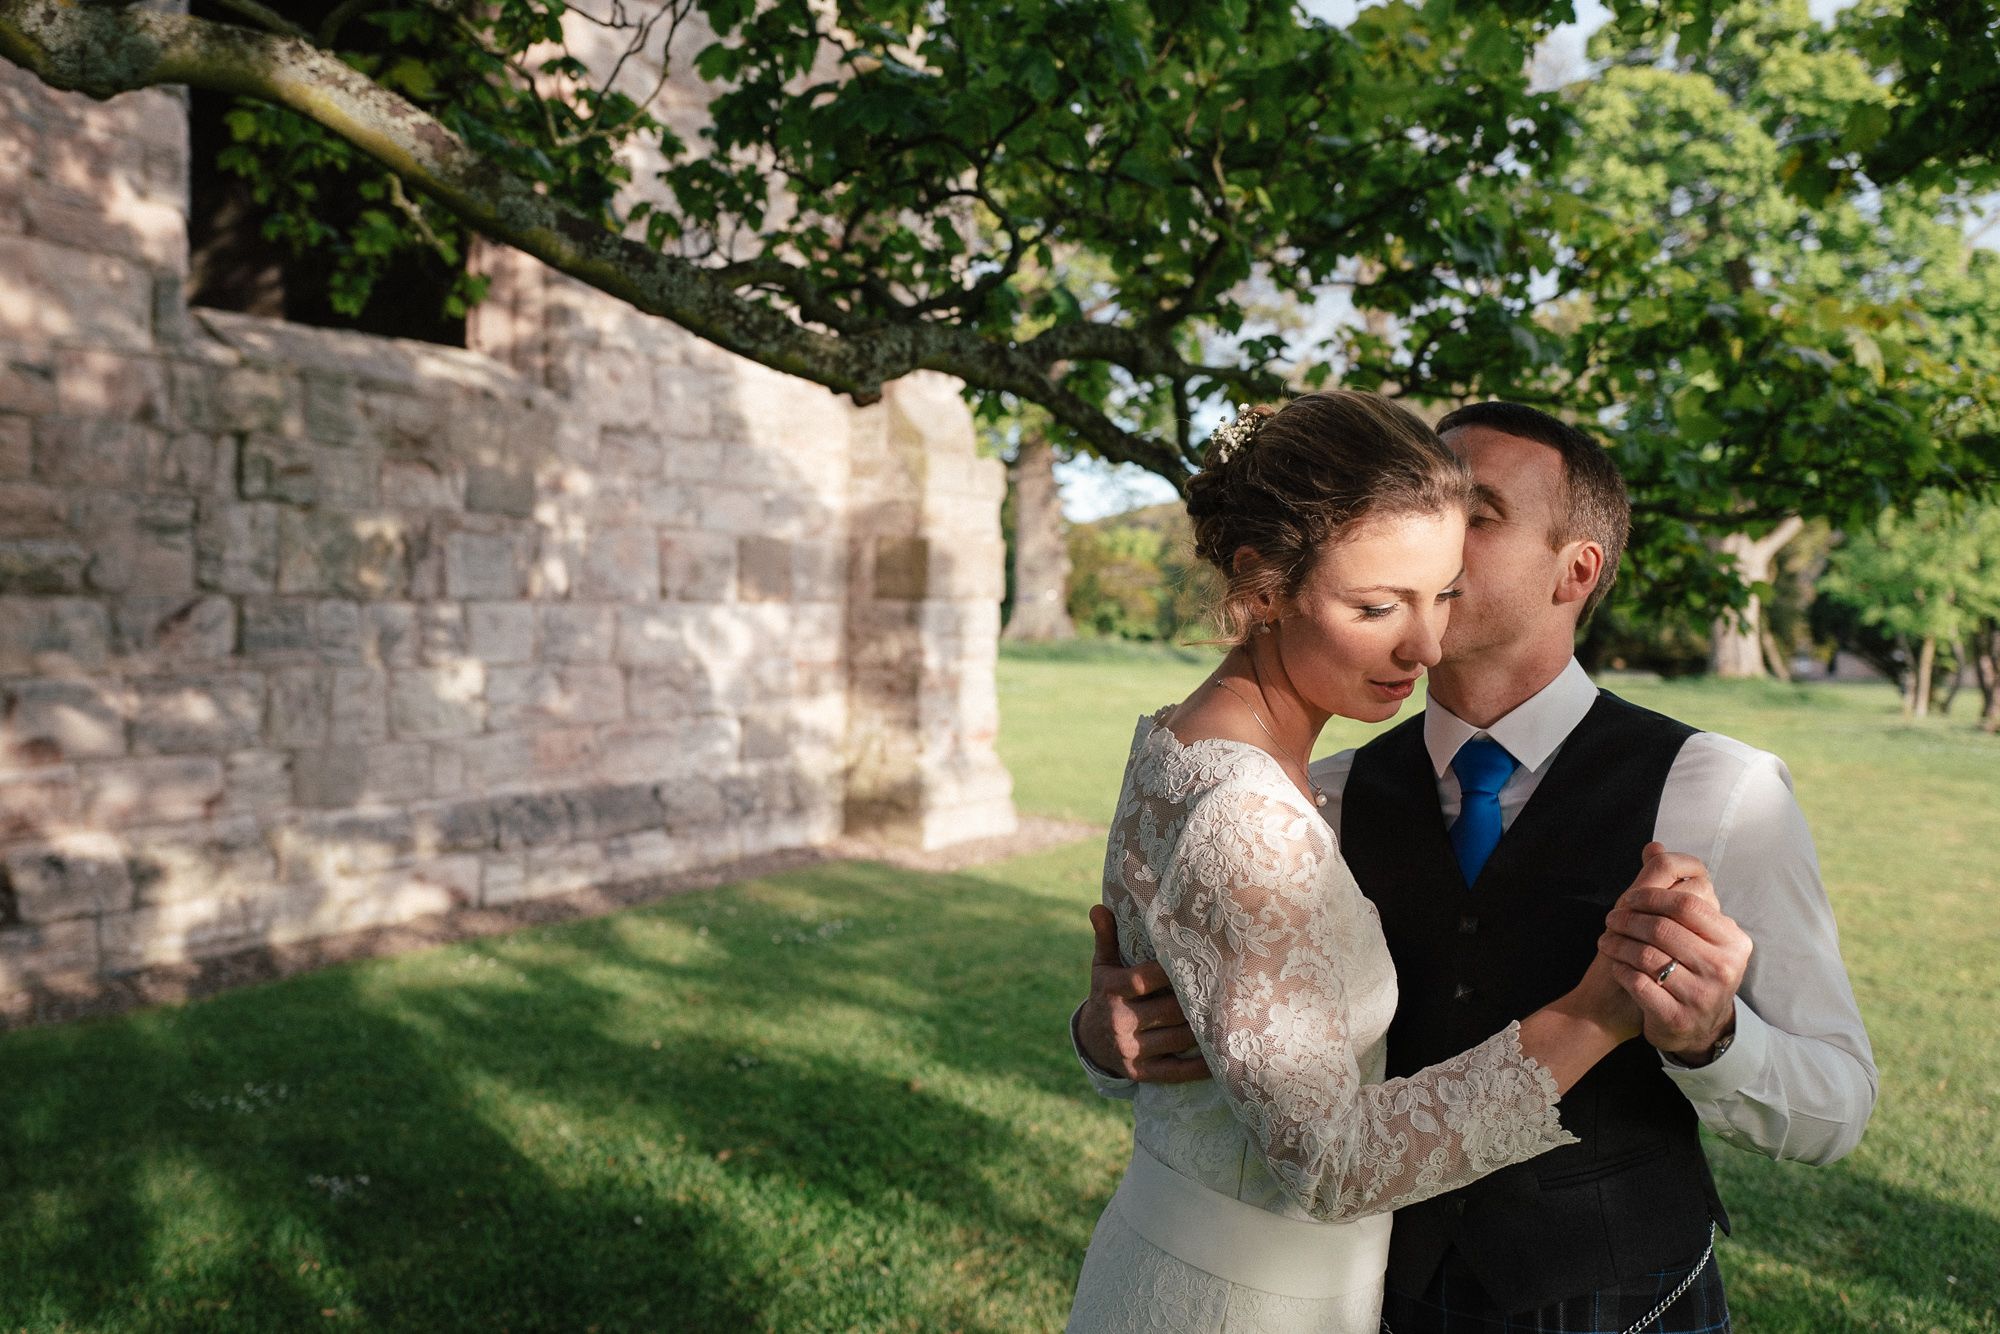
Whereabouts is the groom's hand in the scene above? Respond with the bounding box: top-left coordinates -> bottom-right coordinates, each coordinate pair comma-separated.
1081,905 -> 1209,1083
1599,843 -> 1752,1066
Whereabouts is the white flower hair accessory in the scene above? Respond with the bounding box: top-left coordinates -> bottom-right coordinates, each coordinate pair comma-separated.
1206,403 -> 1266,466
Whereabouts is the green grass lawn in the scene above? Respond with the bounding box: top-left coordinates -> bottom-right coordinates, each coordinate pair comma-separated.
1,641 -> 1995,1331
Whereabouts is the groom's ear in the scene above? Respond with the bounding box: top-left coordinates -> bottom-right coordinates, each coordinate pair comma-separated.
1553,538 -> 1606,611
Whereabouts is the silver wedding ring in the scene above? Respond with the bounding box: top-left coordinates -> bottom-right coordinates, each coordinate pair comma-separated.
1655,960 -> 1678,987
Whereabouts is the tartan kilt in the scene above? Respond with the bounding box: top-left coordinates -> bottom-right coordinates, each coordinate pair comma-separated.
1380,1234 -> 1728,1334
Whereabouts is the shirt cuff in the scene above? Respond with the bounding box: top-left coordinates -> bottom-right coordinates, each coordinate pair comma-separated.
1659,994 -> 1770,1096
1071,1004 -> 1136,1088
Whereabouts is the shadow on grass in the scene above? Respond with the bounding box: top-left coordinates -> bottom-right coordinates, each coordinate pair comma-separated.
0,851 -> 1108,1331
6,843 -> 1980,1330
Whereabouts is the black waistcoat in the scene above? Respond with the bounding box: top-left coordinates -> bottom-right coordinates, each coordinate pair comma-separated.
1340,690 -> 1728,1313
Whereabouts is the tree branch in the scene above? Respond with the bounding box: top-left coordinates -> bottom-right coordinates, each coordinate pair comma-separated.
0,0 -> 1193,482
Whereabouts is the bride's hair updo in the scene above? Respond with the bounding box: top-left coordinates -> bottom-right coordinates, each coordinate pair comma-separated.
1186,390 -> 1476,644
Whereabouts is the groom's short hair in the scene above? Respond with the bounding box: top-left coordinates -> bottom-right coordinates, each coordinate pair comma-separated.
1434,401 -> 1629,622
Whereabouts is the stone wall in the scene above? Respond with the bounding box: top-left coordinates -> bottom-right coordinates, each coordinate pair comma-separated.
0,55 -> 1012,996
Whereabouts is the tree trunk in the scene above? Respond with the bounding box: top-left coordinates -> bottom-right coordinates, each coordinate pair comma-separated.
1001,433 -> 1076,642
1911,635 -> 1937,718
1709,516 -> 1805,678
1973,621 -> 2000,733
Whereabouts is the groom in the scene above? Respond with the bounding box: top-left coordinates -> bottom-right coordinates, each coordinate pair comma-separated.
1072,402 -> 1876,1330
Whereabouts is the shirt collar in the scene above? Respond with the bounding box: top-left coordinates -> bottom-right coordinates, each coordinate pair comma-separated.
1423,657 -> 1597,778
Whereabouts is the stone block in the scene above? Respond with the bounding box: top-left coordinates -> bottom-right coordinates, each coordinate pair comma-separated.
479,853 -> 529,906
276,809 -> 416,880
363,742 -> 432,804
533,726 -> 599,779
601,716 -> 738,784
0,480 -> 66,537
2,679 -> 126,766
329,667 -> 389,743
0,770 -> 80,841
240,435 -> 377,508
456,730 -> 537,792
0,416 -> 31,479
220,749 -> 291,817
696,485 -> 771,535
563,781 -> 664,841
140,429 -> 227,494
0,348 -> 58,419
276,509 -> 409,598
104,593 -> 235,665
485,664 -> 624,730
286,856 -> 479,938
381,457 -> 462,510
361,602 -> 419,668
638,480 -> 700,527
491,791 -> 573,851
301,371 -> 365,445
32,416 -> 150,487
0,919 -> 99,990
649,529 -> 730,603
0,536 -> 87,593
873,536 -> 929,600
429,742 -> 465,797
736,536 -> 791,602
577,524 -> 661,603
214,366 -> 297,435
195,501 -> 279,593
418,797 -> 495,854
239,598 -> 314,658
312,599 -> 366,661
541,604 -> 614,662
291,745 -> 367,809
468,601 -> 537,664
75,492 -> 197,596
123,816 -> 277,908
658,772 -> 730,830
599,425 -> 667,480
79,754 -> 224,826
98,893 -> 283,972
389,663 -> 485,739
132,675 -> 265,755
0,236 -> 150,348
613,603 -> 760,673
466,463 -> 535,518
791,538 -> 845,603
363,386 -> 448,453
444,529 -> 529,600
54,348 -> 169,421
652,368 -> 718,440
265,667 -> 330,747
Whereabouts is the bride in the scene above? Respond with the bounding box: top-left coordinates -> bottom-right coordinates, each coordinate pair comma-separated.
1066,391 -> 1703,1332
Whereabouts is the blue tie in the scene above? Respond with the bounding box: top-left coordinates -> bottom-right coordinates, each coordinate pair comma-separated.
1450,738 -> 1518,886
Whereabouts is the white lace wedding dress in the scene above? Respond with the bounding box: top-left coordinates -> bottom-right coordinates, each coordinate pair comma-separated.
1066,712 -> 1577,1333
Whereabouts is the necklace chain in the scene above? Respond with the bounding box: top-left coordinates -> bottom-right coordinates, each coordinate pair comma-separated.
1216,677 -> 1327,808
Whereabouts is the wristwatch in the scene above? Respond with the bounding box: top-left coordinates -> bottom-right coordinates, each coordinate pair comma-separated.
1705,1030 -> 1735,1063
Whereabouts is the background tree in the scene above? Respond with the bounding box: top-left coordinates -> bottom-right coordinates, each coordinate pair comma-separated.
8,0 -> 1998,640
1821,493 -> 2000,720
1545,1 -> 2000,671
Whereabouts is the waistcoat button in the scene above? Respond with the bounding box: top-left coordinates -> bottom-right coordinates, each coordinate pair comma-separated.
1453,982 -> 1474,1002
1458,914 -> 1478,935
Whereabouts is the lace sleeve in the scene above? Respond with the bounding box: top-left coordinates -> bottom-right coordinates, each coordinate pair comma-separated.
1139,781 -> 1576,1222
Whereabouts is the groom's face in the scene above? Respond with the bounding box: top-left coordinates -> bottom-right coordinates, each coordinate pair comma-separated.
1437,425 -> 1571,663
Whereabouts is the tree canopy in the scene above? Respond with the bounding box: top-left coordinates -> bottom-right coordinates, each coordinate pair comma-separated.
5,0 -> 1999,624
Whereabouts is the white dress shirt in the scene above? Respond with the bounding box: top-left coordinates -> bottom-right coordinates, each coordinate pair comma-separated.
1076,658 -> 1878,1167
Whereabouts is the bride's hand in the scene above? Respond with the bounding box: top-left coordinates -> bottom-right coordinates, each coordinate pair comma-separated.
1569,844 -> 1707,1043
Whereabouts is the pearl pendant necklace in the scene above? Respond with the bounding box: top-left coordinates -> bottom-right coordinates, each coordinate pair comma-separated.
1217,678 -> 1328,808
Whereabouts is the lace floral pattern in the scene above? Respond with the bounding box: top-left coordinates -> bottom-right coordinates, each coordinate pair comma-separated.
1070,713 -> 1576,1332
